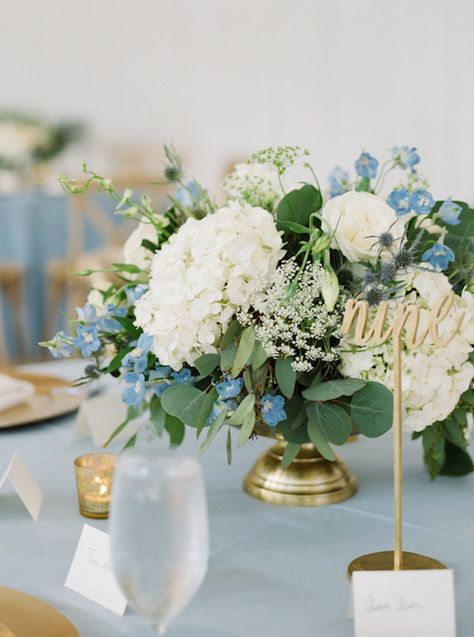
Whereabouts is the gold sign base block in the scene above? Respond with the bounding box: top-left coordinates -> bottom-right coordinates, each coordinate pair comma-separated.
243,440 -> 357,506
348,551 -> 446,579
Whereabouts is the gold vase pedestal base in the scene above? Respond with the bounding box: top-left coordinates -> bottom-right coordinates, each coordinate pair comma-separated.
348,551 -> 446,578
243,440 -> 357,506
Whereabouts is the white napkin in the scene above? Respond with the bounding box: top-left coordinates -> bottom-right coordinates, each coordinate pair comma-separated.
0,373 -> 35,413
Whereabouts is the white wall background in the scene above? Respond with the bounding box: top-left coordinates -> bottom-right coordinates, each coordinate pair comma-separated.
1,0 -> 473,199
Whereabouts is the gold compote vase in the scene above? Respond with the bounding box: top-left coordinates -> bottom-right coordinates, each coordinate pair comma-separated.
243,427 -> 357,506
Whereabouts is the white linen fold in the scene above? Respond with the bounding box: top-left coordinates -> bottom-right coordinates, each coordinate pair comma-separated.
0,374 -> 35,413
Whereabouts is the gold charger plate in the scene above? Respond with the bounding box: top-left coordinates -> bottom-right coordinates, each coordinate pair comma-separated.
0,370 -> 84,429
0,587 -> 79,637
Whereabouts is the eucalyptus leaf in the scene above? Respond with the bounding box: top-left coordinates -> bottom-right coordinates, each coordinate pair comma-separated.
194,353 -> 219,377
231,326 -> 255,377
165,414 -> 185,446
221,319 -> 242,349
306,402 -> 351,445
303,378 -> 366,401
161,384 -> 206,427
200,410 -> 226,454
282,442 -> 301,469
275,358 -> 296,399
227,393 -> 255,425
306,408 -> 336,461
238,410 -> 256,447
150,397 -> 166,436
220,342 -> 237,371
250,340 -> 268,370
105,347 -> 133,373
350,382 -> 393,438
196,387 -> 218,436
226,428 -> 232,465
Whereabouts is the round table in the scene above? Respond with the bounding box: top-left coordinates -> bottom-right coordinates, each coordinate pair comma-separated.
1,360 -> 473,636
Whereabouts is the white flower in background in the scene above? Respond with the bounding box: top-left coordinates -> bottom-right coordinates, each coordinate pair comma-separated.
0,120 -> 49,165
123,222 -> 158,272
340,270 -> 474,432
222,163 -> 281,211
321,191 -> 405,263
134,200 -> 284,369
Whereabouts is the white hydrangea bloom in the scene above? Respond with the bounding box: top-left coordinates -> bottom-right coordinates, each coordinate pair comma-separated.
340,270 -> 474,432
134,200 -> 284,369
222,163 -> 281,211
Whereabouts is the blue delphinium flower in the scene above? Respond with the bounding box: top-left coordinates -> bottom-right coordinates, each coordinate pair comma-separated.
125,284 -> 148,305
100,304 -> 127,333
171,368 -> 194,384
121,372 -> 146,407
76,303 -> 99,325
150,365 -> 173,396
74,325 -> 101,357
153,382 -> 171,397
387,188 -> 411,216
410,189 -> 435,215
354,152 -> 378,179
47,331 -> 74,358
207,399 -> 238,425
391,146 -> 420,173
438,198 -> 462,225
216,375 -> 243,399
328,166 -> 349,198
175,181 -> 200,207
421,243 -> 455,271
259,394 -> 287,427
122,333 -> 154,373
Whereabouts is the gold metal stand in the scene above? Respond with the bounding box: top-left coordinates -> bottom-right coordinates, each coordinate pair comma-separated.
243,440 -> 357,506
348,551 -> 446,577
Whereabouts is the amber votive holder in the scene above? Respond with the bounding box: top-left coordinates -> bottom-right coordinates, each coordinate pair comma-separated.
74,452 -> 117,519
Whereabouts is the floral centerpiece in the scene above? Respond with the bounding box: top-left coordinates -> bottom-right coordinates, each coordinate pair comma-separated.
43,145 -> 474,480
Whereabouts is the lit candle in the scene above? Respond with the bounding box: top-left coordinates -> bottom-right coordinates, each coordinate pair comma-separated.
74,453 -> 117,519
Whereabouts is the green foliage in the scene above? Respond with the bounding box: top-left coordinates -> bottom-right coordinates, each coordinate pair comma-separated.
302,378 -> 366,401
165,414 -> 185,446
306,402 -> 352,445
440,442 -> 474,476
238,410 -> 256,447
105,347 -> 133,374
282,442 -> 302,469
227,394 -> 255,425
275,358 -> 296,399
276,184 -> 322,231
249,340 -> 268,370
350,382 -> 393,437
220,342 -> 238,371
150,395 -> 166,436
160,385 -> 206,427
200,410 -> 226,454
306,409 -> 336,461
356,176 -> 371,192
193,353 -> 219,377
196,387 -> 218,436
226,428 -> 233,465
231,326 -> 255,377
221,319 -> 242,349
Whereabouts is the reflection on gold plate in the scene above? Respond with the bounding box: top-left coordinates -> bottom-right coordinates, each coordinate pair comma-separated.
0,587 -> 79,637
0,370 -> 84,429
347,550 -> 446,579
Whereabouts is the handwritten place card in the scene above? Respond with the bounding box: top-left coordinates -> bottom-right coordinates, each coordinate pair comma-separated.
74,392 -> 133,447
0,452 -> 43,521
352,570 -> 455,637
65,524 -> 127,615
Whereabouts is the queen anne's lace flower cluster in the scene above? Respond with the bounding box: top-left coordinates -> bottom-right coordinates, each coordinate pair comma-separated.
340,270 -> 474,432
134,200 -> 284,370
222,163 -> 281,211
239,259 -> 342,372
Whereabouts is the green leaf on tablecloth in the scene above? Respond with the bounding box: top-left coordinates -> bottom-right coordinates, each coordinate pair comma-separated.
227,394 -> 255,426
306,406 -> 336,461
350,381 -> 393,438
275,358 -> 296,399
282,442 -> 301,469
196,387 -> 218,437
166,414 -> 185,446
231,326 -> 255,377
302,378 -> 366,401
194,353 -> 219,377
226,428 -> 233,465
306,402 -> 351,445
160,384 -> 206,427
238,410 -> 256,447
200,410 -> 226,454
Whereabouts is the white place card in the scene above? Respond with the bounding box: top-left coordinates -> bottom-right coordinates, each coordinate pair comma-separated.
74,392 -> 134,447
65,524 -> 127,615
0,452 -> 43,521
353,570 -> 455,637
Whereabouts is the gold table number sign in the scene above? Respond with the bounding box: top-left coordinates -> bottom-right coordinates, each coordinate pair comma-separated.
342,291 -> 464,577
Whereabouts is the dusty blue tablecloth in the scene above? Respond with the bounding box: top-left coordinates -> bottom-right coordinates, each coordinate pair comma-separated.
0,360 -> 473,636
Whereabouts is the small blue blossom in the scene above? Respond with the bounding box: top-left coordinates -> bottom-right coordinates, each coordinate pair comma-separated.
125,284 -> 148,305
47,331 -> 74,359
421,243 -> 455,271
387,188 -> 412,216
76,304 -> 99,325
122,333 -> 154,373
328,166 -> 349,198
354,152 -> 378,179
391,146 -> 420,173
100,304 -> 127,333
151,366 -> 172,379
175,181 -> 201,207
216,375 -> 243,399
207,399 -> 238,425
121,372 -> 146,407
410,189 -> 435,215
438,198 -> 462,225
74,325 -> 101,357
259,394 -> 287,427
153,381 -> 171,397
171,368 -> 194,384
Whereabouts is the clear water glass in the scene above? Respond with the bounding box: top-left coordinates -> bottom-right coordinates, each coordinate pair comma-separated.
110,448 -> 209,634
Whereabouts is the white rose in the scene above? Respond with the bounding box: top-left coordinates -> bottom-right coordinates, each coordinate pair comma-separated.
321,191 -> 404,263
123,222 -> 158,272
